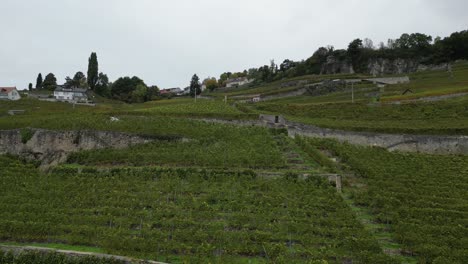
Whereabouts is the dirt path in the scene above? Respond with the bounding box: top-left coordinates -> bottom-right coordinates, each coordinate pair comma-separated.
388,91 -> 468,104
313,149 -> 418,263
0,245 -> 167,264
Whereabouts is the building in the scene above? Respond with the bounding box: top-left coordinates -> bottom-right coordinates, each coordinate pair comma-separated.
0,87 -> 21,100
53,86 -> 88,102
160,87 -> 183,95
252,96 -> 261,103
226,77 -> 251,88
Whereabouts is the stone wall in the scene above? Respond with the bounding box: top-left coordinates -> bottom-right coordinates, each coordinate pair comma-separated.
0,128 -> 155,167
260,88 -> 308,101
288,122 -> 468,155
198,116 -> 468,155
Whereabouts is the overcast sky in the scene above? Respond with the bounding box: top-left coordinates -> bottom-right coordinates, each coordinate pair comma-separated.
1,0 -> 467,89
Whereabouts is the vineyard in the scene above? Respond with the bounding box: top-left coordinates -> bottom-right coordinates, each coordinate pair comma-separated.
254,97 -> 468,135
130,99 -> 255,120
0,66 -> 467,263
238,61 -> 468,135
0,156 -> 395,263
299,138 -> 468,263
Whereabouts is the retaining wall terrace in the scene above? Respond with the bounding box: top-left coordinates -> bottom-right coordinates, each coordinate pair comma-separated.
200,116 -> 468,155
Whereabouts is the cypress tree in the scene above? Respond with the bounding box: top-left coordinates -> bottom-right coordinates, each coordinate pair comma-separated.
87,52 -> 99,90
35,73 -> 43,89
190,74 -> 201,97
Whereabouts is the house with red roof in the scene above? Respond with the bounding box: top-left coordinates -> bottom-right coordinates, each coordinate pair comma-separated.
0,87 -> 21,101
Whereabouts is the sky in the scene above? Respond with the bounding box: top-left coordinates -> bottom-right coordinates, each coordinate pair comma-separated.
1,0 -> 467,89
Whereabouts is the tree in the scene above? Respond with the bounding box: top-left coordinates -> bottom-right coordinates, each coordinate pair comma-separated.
28,83 -> 33,91
146,85 -> 159,101
65,71 -> 87,88
110,76 -> 146,102
131,84 -> 148,103
347,38 -> 364,71
205,78 -> 218,92
36,73 -> 43,89
363,38 -> 374,49
95,72 -> 110,97
189,74 -> 201,97
280,59 -> 296,72
42,73 -> 57,90
87,52 -> 99,90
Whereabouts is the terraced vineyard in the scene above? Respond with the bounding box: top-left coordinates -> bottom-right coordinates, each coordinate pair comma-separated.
246,61 -> 468,135
0,156 -> 395,263
1,64 -> 467,263
131,99 -> 255,119
254,97 -> 468,135
299,138 -> 468,263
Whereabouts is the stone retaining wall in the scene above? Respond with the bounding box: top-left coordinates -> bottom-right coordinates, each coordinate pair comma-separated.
287,122 -> 468,155
0,128 -> 156,167
199,116 -> 468,155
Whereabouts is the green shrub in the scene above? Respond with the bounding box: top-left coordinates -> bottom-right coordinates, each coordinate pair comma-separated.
20,128 -> 34,144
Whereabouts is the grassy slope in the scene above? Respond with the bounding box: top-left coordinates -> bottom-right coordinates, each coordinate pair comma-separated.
247,61 -> 468,135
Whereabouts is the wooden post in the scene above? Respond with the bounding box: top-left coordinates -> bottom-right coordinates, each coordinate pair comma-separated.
335,175 -> 342,193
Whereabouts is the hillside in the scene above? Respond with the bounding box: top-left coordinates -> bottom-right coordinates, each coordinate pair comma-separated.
0,66 -> 467,263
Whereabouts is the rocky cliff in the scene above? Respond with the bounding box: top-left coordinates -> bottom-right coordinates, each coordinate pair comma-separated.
320,55 -> 355,75
0,128 -> 156,168
321,56 -> 449,76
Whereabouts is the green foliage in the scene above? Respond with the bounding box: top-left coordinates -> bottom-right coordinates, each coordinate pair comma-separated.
87,52 -> 99,90
42,73 -> 57,91
133,99 -> 253,119
224,29 -> 468,84
306,139 -> 468,263
204,77 -> 218,91
20,128 -> 34,144
110,76 -> 147,103
0,156 -> 393,263
255,96 -> 468,135
65,72 -> 88,89
66,120 -> 284,169
130,84 -> 148,103
95,73 -> 110,97
35,73 -> 43,89
190,74 -> 201,97
295,137 -> 337,173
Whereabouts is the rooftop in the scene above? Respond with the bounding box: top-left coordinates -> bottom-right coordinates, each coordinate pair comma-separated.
0,87 -> 17,94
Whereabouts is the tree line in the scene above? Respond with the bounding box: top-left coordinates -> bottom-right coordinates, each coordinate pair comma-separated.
31,52 -> 161,103
214,29 -> 468,87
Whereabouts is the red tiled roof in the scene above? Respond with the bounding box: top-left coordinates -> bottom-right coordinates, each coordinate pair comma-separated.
0,87 -> 16,94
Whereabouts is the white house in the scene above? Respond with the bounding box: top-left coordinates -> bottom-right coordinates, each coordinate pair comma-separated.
226,77 -> 252,88
160,87 -> 183,95
0,87 -> 21,100
53,86 -> 88,102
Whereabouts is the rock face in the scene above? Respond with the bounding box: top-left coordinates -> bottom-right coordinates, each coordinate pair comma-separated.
367,58 -> 419,76
0,129 -> 155,168
321,56 -> 449,76
321,55 -> 355,75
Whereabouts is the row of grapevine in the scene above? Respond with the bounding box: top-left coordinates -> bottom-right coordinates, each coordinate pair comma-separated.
302,138 -> 468,263
0,156 -> 395,263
